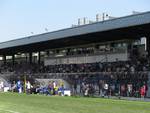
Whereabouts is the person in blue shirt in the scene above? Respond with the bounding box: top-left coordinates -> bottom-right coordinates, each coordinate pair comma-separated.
17,80 -> 22,93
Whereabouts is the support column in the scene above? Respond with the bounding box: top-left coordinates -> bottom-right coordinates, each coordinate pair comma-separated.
38,51 -> 41,65
29,52 -> 32,64
146,37 -> 150,57
25,53 -> 28,63
3,55 -> 6,65
12,54 -> 15,65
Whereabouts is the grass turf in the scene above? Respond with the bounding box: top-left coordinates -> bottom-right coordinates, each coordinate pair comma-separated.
0,93 -> 150,113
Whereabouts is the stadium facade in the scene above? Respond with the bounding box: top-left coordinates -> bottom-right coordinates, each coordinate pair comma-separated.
0,11 -> 150,97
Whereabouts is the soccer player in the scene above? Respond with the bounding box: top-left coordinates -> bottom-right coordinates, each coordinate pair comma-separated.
17,80 -> 22,93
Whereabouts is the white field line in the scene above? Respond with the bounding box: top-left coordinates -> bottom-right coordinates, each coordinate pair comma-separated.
0,108 -> 20,113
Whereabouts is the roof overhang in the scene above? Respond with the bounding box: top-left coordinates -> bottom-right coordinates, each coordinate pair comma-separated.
0,11 -> 150,54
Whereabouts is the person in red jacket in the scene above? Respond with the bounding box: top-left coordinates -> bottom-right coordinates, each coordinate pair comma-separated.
140,83 -> 147,98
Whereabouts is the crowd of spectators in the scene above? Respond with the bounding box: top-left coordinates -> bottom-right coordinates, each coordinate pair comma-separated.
0,56 -> 149,98
1,56 -> 149,74
41,59 -> 149,73
5,70 -> 148,98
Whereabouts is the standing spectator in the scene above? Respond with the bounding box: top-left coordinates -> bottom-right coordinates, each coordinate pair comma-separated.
103,82 -> 109,97
26,81 -> 32,94
11,81 -> 16,92
127,84 -> 132,97
84,84 -> 89,97
121,84 -> 126,96
140,82 -> 147,98
0,80 -> 4,92
99,80 -> 103,97
73,81 -> 77,95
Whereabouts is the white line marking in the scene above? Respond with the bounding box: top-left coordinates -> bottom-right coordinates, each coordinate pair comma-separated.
0,108 -> 20,113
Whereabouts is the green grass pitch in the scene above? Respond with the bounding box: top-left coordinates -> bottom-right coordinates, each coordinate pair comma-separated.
0,93 -> 150,113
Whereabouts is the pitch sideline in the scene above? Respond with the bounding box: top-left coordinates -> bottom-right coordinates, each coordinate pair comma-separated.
0,107 -> 20,113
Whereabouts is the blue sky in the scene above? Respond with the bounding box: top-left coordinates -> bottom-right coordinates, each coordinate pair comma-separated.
0,0 -> 150,42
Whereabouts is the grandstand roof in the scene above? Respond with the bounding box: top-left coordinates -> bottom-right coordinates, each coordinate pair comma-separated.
0,11 -> 150,54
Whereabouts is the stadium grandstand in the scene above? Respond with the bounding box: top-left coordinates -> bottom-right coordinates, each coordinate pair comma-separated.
0,11 -> 150,98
